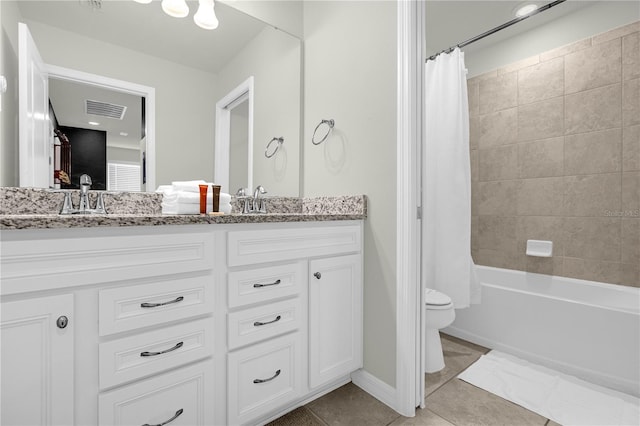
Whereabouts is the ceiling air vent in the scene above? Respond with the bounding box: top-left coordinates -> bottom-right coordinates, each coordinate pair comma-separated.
85,99 -> 127,120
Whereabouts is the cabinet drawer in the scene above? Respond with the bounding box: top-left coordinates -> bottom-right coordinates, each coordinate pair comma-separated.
228,333 -> 304,425
228,298 -> 303,350
227,224 -> 362,267
99,275 -> 214,336
99,317 -> 214,390
228,262 -> 304,308
99,361 -> 214,426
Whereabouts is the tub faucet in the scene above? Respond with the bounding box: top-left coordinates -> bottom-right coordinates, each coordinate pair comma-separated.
252,185 -> 267,213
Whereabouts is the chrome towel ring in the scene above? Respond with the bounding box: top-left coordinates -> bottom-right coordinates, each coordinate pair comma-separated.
265,137 -> 284,158
312,119 -> 335,145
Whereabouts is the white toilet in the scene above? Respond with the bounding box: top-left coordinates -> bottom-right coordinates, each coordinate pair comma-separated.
425,288 -> 456,373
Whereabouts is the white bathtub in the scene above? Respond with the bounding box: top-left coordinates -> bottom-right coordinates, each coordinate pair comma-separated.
445,266 -> 640,397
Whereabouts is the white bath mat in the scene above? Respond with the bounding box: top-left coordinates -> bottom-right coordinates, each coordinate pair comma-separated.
458,351 -> 640,426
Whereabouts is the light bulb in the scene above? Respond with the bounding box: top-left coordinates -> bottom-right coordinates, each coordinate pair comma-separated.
162,0 -> 189,18
194,0 -> 219,30
133,0 -> 153,4
515,3 -> 539,17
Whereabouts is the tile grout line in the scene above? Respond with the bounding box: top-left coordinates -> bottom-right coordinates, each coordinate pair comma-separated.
302,406 -> 330,426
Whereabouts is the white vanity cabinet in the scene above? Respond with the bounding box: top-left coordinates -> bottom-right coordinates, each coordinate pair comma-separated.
225,222 -> 363,425
0,225 -> 216,426
0,294 -> 75,426
0,220 -> 363,426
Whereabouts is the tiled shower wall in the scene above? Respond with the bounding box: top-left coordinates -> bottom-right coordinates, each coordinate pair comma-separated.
469,21 -> 640,287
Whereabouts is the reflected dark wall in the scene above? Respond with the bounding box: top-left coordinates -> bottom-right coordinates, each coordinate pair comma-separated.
59,126 -> 107,190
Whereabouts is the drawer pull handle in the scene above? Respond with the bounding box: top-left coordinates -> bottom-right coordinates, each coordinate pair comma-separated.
253,279 -> 281,288
141,296 -> 184,308
140,341 -> 184,357
253,369 -> 281,384
142,408 -> 184,426
254,315 -> 282,327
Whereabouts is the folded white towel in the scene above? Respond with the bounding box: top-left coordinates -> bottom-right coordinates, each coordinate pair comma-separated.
162,201 -> 232,215
163,191 -> 231,205
171,180 -> 215,193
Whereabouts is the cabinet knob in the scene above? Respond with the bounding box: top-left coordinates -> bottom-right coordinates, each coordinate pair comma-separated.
313,272 -> 321,279
56,316 -> 69,329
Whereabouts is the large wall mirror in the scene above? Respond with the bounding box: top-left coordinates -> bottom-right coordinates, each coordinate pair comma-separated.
11,0 -> 302,195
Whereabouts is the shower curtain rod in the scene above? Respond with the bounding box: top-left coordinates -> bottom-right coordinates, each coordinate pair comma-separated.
426,0 -> 567,61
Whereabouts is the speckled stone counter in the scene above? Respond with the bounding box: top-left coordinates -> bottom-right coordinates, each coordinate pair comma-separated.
0,188 -> 366,230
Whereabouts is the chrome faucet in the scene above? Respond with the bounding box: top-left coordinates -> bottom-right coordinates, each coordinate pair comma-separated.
78,174 -> 92,212
252,185 -> 267,213
59,174 -> 107,215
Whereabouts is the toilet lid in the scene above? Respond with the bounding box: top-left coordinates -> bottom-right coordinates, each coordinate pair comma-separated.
425,288 -> 452,306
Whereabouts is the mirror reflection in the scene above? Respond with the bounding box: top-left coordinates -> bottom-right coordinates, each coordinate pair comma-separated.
12,0 -> 301,195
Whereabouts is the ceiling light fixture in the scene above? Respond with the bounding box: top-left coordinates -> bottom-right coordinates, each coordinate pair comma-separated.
161,0 -> 189,18
514,3 -> 539,18
194,0 -> 219,30
133,0 -> 152,4
88,121 -> 100,126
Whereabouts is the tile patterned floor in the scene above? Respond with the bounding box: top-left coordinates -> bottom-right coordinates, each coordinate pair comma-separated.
268,333 -> 562,426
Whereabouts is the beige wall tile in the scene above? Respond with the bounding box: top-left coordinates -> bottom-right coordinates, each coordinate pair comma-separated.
471,216 -> 479,253
565,84 -> 622,135
477,180 -> 520,216
518,97 -> 564,141
623,32 -> 640,81
518,137 -> 564,178
478,108 -> 518,148
540,38 -> 591,62
518,57 -> 564,105
562,257 -> 621,284
622,171 -> 640,213
470,149 -> 478,182
471,70 -> 498,83
477,216 -> 518,252
621,263 -> 640,287
498,54 -> 540,76
623,78 -> 640,127
517,177 -> 564,216
525,256 -> 564,275
473,248 -> 525,272
467,79 -> 479,117
564,128 -> 622,175
622,218 -> 640,264
565,38 -> 622,94
469,115 -> 480,149
478,145 -> 518,181
564,174 -> 622,217
516,216 -> 565,255
623,125 -> 640,171
592,21 -> 640,45
479,72 -> 518,114
564,217 -> 621,261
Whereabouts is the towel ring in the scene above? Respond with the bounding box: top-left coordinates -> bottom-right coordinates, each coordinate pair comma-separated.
312,119 -> 335,145
265,137 -> 284,158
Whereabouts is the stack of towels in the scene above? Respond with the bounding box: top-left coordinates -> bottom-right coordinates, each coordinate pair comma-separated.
157,180 -> 232,215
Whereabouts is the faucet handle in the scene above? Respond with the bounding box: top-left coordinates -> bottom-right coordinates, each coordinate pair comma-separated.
59,192 -> 75,215
94,192 -> 107,214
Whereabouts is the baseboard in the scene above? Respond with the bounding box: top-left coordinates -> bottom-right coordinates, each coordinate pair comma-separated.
351,369 -> 398,413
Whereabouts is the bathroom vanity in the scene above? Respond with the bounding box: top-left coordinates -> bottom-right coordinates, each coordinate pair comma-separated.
0,193 -> 366,426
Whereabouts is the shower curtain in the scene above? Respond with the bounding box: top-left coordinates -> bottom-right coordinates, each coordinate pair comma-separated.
423,48 -> 480,309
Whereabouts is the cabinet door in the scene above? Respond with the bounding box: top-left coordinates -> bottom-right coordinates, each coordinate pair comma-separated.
309,254 -> 362,389
1,294 -> 74,426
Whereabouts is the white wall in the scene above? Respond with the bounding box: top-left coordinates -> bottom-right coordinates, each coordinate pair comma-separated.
107,146 -> 140,163
466,1 -> 640,77
17,19 -> 219,188
303,0 -> 397,387
0,0 -> 21,187
217,26 -> 301,196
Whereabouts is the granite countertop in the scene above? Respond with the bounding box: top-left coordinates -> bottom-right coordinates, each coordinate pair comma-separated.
0,188 -> 366,230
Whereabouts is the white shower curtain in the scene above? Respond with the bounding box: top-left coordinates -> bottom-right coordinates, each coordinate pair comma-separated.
423,48 -> 480,309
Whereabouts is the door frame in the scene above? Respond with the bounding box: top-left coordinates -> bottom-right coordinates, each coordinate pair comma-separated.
396,0 -> 425,416
45,65 -> 156,192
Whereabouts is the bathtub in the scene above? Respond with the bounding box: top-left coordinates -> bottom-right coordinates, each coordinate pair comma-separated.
445,266 -> 640,397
